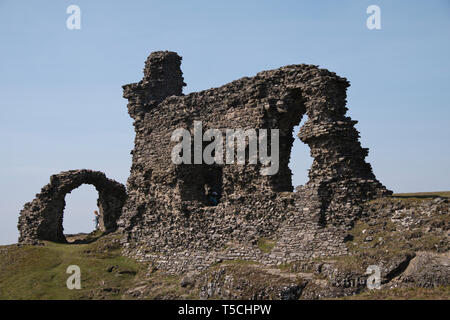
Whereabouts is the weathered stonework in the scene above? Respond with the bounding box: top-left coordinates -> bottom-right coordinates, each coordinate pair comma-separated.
17,51 -> 391,274
18,170 -> 126,244
118,51 -> 391,273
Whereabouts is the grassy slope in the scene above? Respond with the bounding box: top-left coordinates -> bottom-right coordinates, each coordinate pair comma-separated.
393,191 -> 450,199
0,234 -> 144,300
0,233 -> 200,300
335,191 -> 450,299
339,287 -> 450,300
1,191 -> 449,300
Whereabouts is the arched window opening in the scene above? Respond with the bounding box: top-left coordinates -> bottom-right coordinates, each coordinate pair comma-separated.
289,115 -> 314,190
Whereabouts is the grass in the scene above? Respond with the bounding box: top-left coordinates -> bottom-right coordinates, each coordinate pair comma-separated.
0,232 -> 202,300
277,263 -> 293,272
199,262 -> 306,299
392,191 -> 450,200
367,190 -> 450,205
257,237 -> 276,253
125,270 -> 200,300
0,233 -> 145,300
1,191 -> 449,300
338,286 -> 450,300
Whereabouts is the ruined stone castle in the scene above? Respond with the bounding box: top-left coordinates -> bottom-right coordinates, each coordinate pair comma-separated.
18,51 -> 391,273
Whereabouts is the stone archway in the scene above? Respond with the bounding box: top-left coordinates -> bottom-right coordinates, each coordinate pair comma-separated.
18,170 -> 126,244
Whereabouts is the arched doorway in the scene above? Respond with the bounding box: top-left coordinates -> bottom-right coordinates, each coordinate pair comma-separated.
18,170 -> 126,244
63,184 -> 100,242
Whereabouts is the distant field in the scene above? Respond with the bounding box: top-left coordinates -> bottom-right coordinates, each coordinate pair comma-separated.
392,191 -> 450,199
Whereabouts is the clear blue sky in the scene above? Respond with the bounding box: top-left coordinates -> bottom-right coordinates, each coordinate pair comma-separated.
1,1 -> 449,244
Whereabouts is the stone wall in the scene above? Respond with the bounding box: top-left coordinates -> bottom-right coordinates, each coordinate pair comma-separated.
18,170 -> 126,244
118,51 -> 391,273
16,51 -> 391,273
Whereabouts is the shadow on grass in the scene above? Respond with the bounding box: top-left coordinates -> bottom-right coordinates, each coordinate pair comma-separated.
391,191 -> 450,200
392,194 -> 444,199
64,231 -> 104,244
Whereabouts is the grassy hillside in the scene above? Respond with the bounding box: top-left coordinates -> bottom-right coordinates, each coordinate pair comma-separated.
0,233 -> 144,299
1,191 -> 449,300
0,232 -> 202,300
393,191 -> 450,199
338,287 -> 450,300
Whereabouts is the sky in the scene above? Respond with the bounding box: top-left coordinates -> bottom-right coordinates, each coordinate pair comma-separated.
1,1 -> 449,245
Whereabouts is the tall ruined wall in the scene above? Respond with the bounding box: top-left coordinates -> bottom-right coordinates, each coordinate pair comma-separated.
118,51 -> 391,273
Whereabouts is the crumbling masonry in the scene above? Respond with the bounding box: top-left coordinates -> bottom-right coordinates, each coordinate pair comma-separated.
18,51 -> 391,272
18,170 -> 126,244
117,51 -> 391,272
